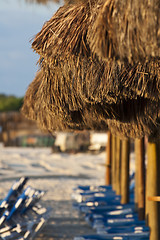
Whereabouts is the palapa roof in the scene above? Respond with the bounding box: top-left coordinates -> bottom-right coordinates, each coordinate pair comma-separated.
22,0 -> 160,140
88,0 -> 160,63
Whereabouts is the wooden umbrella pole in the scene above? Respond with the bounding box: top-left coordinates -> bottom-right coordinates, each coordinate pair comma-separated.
135,138 -> 145,220
135,139 -> 139,209
121,138 -> 130,204
111,134 -> 117,191
115,137 -> 121,195
105,131 -> 112,185
146,140 -> 160,240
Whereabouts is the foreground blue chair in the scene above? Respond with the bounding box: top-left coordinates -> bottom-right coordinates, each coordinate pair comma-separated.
0,177 -> 50,240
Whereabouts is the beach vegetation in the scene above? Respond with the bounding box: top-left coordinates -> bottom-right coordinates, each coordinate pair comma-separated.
0,94 -> 23,112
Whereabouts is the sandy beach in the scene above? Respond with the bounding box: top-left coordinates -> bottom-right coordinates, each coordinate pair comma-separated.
0,144 -> 106,239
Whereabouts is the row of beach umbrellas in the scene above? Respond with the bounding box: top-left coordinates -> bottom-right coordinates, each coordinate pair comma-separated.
21,1 -> 160,239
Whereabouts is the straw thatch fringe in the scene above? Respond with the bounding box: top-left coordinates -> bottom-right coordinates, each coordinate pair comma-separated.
22,51 -> 160,138
22,1 -> 160,139
21,71 -> 66,132
89,0 -> 160,63
107,98 -> 160,140
22,57 -> 114,132
113,0 -> 160,62
32,2 -> 93,59
87,0 -> 115,60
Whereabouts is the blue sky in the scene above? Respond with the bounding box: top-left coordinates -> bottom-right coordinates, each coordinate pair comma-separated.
0,0 -> 60,97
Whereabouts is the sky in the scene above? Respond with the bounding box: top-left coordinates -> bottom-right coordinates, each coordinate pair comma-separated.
0,0 -> 61,97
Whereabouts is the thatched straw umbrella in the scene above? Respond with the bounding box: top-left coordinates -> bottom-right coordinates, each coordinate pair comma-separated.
22,1 -> 160,239
88,0 -> 160,63
87,1 -> 160,239
22,1 -> 160,141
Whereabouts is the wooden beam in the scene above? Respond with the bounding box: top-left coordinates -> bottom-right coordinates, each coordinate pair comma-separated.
115,137 -> 121,195
146,140 -> 160,240
105,131 -> 112,185
135,139 -> 138,209
135,138 -> 145,220
111,134 -> 117,191
121,138 -> 130,204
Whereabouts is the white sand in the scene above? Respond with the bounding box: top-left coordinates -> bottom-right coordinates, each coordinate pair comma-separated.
0,144 -> 135,239
0,145 -> 107,239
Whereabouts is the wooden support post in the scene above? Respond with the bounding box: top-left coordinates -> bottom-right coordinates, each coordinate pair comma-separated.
146,140 -> 160,240
135,138 -> 145,220
111,134 -> 117,191
105,131 -> 112,185
115,137 -> 121,195
135,139 -> 139,209
121,138 -> 130,204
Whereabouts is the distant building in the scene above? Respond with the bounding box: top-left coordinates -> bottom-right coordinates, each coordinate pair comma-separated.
0,111 -> 55,147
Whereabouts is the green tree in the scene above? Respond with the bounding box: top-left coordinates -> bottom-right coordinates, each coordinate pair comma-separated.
0,94 -> 23,112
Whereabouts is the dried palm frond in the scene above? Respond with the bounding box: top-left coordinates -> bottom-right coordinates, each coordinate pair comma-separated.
22,1 -> 160,140
22,49 -> 160,139
107,98 -> 160,140
32,2 -> 93,59
87,0 -> 115,60
89,0 -> 160,63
